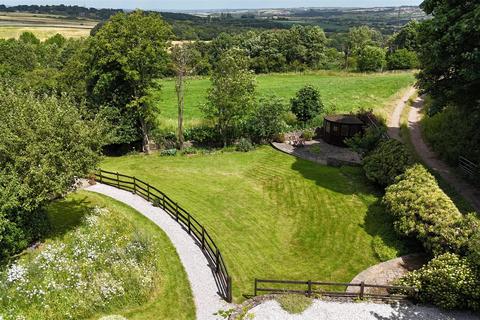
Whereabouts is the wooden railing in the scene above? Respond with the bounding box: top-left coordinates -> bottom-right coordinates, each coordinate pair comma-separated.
94,169 -> 232,303
253,278 -> 415,300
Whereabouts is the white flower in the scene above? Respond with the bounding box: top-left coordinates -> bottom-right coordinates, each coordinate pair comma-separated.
6,264 -> 26,283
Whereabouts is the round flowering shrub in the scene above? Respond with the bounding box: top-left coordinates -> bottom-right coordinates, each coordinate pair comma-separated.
397,253 -> 480,311
383,164 -> 464,255
0,207 -> 161,320
363,139 -> 414,187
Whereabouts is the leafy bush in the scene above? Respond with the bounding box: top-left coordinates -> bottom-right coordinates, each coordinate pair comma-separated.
345,125 -> 387,156
372,235 -> 402,262
0,207 -> 161,319
363,139 -> 414,187
235,138 -> 254,152
386,49 -> 419,70
383,165 -> 464,255
290,85 -> 324,126
181,146 -> 198,156
274,133 -> 286,143
422,106 -> 480,170
184,125 -> 221,146
357,46 -> 386,72
301,129 -> 315,141
247,96 -> 288,143
160,149 -> 177,156
397,253 -> 480,311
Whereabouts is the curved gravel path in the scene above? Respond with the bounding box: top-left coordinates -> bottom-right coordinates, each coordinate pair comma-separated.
86,184 -> 231,320
387,86 -> 416,140
247,299 -> 479,320
408,97 -> 480,213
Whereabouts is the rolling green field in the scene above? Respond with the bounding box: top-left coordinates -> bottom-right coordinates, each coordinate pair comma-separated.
46,192 -> 195,319
154,71 -> 415,129
101,146 -> 414,301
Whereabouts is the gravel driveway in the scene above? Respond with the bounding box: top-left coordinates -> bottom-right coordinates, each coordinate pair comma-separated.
247,300 -> 479,320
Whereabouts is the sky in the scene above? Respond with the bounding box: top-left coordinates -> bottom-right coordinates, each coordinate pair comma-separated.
2,0 -> 423,10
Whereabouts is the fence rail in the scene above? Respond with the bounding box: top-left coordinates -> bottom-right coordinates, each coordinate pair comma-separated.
94,169 -> 232,302
253,279 -> 415,300
459,156 -> 478,179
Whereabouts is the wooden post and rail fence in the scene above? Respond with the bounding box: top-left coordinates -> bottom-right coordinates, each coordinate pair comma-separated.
253,279 -> 415,300
94,169 -> 233,303
94,169 -> 417,304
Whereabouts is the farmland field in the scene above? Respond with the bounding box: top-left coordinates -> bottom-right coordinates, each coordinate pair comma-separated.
0,12 -> 96,39
154,71 -> 415,129
101,146 -> 416,301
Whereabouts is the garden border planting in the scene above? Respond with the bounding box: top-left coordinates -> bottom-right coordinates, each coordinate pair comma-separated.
94,169 -> 232,303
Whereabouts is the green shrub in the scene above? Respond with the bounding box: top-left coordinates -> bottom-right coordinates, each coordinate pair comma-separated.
386,49 -> 419,70
184,125 -> 221,146
160,149 -> 177,156
247,96 -> 288,143
235,138 -> 254,152
301,129 -> 315,141
181,146 -> 198,156
383,165 -> 464,255
397,253 -> 480,311
422,107 -> 480,171
345,125 -> 387,156
363,139 -> 414,187
274,133 -> 286,143
290,85 -> 324,126
0,209 -> 49,262
0,207 -> 161,319
357,46 -> 386,72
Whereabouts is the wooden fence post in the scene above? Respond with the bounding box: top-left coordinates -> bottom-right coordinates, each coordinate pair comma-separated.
227,276 -> 233,303
98,170 -> 102,183
175,203 -> 179,221
201,227 -> 205,249
359,281 -> 365,300
162,195 -> 166,209
133,177 -> 136,194
147,184 -> 150,201
307,280 -> 312,297
254,278 -> 258,296
188,214 -> 191,234
116,172 -> 120,187
215,249 -> 220,272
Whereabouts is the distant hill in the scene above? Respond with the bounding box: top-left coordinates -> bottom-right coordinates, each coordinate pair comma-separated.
0,4 -> 428,39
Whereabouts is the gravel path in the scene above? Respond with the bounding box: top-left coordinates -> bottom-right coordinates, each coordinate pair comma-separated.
86,184 -> 231,320
247,299 -> 479,320
387,86 -> 416,140
408,97 -> 480,213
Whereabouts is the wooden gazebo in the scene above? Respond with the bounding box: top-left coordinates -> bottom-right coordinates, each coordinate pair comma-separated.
322,114 -> 364,147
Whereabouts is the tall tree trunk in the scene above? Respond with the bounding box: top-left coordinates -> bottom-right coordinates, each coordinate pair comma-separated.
140,116 -> 150,154
176,72 -> 185,150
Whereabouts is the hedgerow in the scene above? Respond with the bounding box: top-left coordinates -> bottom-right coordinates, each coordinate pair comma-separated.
382,164 -> 464,256
397,253 -> 480,311
363,139 -> 414,187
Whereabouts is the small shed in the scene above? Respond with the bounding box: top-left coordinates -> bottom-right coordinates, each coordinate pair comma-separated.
322,114 -> 364,147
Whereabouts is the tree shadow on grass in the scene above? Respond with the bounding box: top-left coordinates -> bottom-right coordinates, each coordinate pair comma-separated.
290,156 -> 382,196
362,199 -> 425,263
45,196 -> 92,239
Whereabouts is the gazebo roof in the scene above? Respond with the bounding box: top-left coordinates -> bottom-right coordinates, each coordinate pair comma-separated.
324,114 -> 364,125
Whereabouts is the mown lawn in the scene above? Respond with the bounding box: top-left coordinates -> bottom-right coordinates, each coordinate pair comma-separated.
101,146 -> 413,301
46,191 -> 195,320
154,71 -> 415,129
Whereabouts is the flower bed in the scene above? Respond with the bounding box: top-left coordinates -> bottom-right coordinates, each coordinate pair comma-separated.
0,206 -> 161,320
